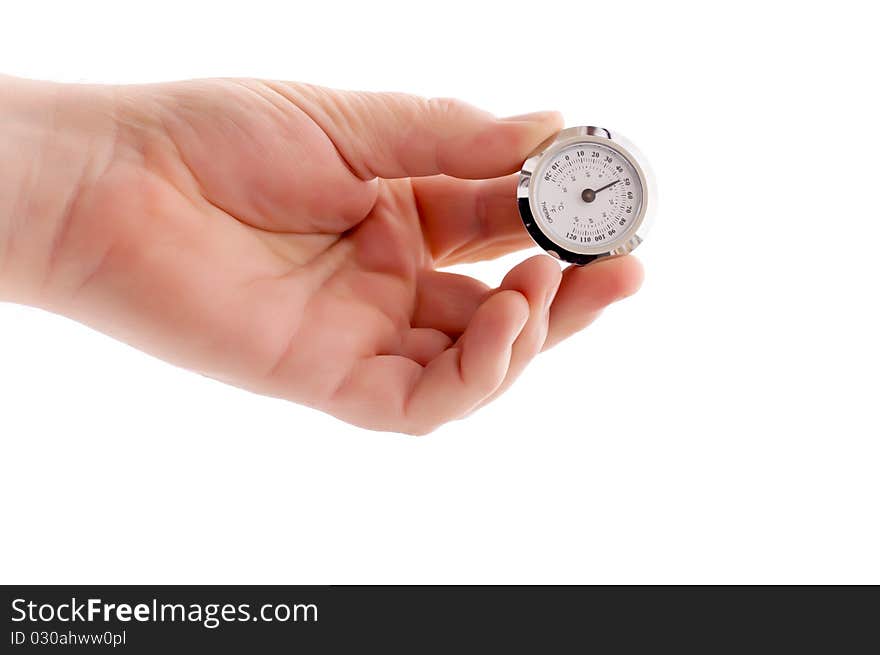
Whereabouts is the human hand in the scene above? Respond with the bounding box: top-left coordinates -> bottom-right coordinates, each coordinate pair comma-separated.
0,77 -> 643,434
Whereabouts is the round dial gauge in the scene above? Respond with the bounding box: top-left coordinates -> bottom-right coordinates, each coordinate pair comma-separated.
517,126 -> 653,265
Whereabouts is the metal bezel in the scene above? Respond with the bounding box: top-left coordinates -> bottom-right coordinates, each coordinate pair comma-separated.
517,126 -> 655,265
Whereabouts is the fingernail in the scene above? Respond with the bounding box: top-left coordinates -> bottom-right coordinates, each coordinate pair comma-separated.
501,110 -> 559,123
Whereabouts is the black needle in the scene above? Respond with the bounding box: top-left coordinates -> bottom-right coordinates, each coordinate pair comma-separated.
581,178 -> 620,203
594,179 -> 620,193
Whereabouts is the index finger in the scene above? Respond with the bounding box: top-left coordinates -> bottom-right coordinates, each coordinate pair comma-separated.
272,83 -> 563,179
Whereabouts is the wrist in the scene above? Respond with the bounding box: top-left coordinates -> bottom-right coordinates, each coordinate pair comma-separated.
0,76 -> 119,305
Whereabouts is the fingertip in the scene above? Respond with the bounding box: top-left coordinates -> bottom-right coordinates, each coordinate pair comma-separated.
502,254 -> 563,293
526,252 -> 566,278
601,255 -> 645,300
457,289 -> 529,395
466,257 -> 563,409
543,255 -> 646,351
535,253 -> 565,296
622,256 -> 645,297
464,288 -> 530,359
494,288 -> 531,335
564,255 -> 644,303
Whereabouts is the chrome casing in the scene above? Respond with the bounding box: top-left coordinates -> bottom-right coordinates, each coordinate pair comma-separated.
517,126 -> 655,265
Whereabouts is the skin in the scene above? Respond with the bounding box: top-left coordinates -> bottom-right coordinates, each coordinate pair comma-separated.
0,76 -> 643,434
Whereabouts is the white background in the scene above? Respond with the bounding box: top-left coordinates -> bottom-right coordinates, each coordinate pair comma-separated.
1,1 -> 878,584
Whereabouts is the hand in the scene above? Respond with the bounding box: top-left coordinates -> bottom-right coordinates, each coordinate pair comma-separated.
0,77 -> 643,434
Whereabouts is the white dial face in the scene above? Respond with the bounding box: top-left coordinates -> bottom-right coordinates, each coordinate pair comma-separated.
532,141 -> 644,254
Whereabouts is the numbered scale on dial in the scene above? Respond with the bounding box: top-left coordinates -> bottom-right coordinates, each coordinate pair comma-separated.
517,126 -> 655,265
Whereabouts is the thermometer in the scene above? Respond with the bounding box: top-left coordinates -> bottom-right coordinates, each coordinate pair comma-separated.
517,126 -> 654,265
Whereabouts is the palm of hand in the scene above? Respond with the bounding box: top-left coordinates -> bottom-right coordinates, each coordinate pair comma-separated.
52,79 -> 642,434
